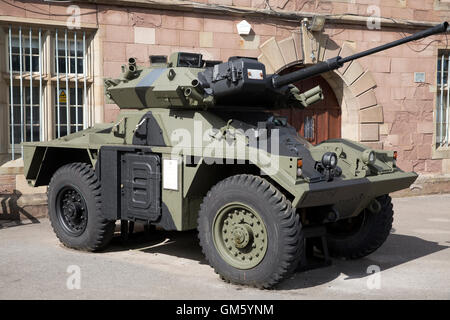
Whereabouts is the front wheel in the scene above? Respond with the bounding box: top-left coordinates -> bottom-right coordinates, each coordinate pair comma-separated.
48,162 -> 115,251
326,195 -> 394,259
198,174 -> 303,288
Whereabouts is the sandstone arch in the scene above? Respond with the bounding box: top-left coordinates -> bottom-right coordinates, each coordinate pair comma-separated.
258,28 -> 384,148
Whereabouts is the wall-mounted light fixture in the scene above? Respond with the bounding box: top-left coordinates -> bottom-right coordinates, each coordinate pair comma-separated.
308,16 -> 326,32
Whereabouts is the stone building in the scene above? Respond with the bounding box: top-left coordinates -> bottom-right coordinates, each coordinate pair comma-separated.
0,0 -> 450,219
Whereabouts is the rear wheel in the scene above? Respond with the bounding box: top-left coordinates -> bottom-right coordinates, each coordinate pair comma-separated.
48,162 -> 115,251
326,195 -> 393,259
198,174 -> 303,288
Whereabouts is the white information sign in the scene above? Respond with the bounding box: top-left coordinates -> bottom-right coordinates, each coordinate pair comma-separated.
163,159 -> 178,190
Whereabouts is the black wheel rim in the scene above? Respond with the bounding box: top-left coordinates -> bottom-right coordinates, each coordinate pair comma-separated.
56,186 -> 88,236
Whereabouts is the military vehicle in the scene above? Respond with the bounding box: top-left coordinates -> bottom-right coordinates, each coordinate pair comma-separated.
22,22 -> 448,288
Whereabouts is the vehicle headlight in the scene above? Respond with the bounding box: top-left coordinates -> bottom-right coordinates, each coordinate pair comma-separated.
362,149 -> 376,165
321,152 -> 338,169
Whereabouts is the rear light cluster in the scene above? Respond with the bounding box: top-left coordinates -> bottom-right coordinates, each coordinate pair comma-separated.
297,159 -> 303,177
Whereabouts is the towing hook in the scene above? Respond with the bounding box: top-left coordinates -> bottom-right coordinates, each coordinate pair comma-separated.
368,199 -> 382,214
327,207 -> 340,222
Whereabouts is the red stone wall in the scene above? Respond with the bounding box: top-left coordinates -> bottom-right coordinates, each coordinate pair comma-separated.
184,0 -> 447,22
324,23 -> 445,173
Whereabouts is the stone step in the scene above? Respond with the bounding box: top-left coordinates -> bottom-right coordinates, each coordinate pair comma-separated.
0,175 -> 16,194
0,193 -> 47,222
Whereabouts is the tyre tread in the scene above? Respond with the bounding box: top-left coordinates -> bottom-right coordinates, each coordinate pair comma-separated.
197,174 -> 303,288
327,195 -> 394,259
48,162 -> 115,252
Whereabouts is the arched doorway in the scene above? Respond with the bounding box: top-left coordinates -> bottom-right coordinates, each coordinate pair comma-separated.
259,32 -> 383,148
276,70 -> 341,145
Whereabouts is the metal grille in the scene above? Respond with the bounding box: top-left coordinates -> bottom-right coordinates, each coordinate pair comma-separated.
9,86 -> 40,144
8,27 -> 43,159
54,88 -> 84,136
7,26 -> 90,160
54,29 -> 87,138
437,50 -> 450,147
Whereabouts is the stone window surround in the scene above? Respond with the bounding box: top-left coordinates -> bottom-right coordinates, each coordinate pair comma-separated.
433,45 -> 450,159
258,24 -> 382,149
260,25 -> 450,162
435,0 -> 450,11
0,17 -> 103,161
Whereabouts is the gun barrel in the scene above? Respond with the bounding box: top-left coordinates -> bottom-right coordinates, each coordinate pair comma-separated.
272,21 -> 448,88
340,21 -> 448,64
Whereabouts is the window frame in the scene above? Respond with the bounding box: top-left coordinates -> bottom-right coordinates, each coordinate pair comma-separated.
3,26 -> 96,157
433,46 -> 450,159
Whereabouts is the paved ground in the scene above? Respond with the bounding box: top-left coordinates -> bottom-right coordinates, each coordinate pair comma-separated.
0,194 -> 449,300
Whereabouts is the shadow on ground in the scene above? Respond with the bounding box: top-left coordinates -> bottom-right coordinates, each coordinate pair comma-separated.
0,219 -> 40,230
103,226 -> 449,290
106,227 -> 207,264
280,233 -> 449,290
0,192 -> 41,229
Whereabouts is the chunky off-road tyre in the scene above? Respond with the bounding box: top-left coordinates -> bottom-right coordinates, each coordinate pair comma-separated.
198,174 -> 303,288
48,162 -> 115,251
326,194 -> 393,259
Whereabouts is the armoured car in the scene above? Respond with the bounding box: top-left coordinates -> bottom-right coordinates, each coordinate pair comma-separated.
22,22 -> 448,288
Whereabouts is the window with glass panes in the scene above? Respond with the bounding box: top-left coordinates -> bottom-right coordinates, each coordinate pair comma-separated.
54,30 -> 86,138
11,36 -> 40,72
9,86 -> 40,143
54,88 -> 84,137
8,28 -> 43,149
6,26 -> 93,160
437,50 -> 450,148
56,37 -> 84,75
304,116 -> 314,141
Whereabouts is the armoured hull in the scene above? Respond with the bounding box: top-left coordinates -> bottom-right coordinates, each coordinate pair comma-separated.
23,107 -> 417,230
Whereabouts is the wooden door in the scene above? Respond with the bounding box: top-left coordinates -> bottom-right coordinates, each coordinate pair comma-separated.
277,75 -> 341,145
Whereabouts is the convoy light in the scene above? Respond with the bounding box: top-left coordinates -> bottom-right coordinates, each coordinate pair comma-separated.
321,152 -> 337,169
362,149 -> 376,165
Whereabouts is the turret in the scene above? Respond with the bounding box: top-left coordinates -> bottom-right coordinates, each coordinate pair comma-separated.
104,22 -> 448,110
